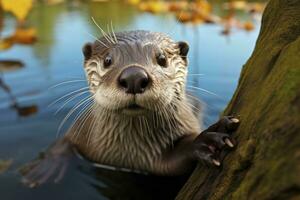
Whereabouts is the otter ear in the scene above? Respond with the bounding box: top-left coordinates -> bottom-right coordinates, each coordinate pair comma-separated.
177,41 -> 189,58
82,42 -> 93,60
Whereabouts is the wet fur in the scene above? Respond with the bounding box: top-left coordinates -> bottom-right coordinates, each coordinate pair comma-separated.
67,30 -> 202,174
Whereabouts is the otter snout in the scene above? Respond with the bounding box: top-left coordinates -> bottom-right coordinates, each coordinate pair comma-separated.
118,66 -> 150,94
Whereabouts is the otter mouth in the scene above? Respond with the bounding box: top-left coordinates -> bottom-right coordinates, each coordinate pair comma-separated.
122,103 -> 146,115
126,103 -> 143,110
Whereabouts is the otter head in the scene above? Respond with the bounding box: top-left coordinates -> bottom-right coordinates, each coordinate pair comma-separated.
82,31 -> 189,116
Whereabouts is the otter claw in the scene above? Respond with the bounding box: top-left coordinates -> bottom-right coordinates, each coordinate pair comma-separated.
231,118 -> 239,123
192,116 -> 239,166
212,159 -> 221,166
224,138 -> 234,148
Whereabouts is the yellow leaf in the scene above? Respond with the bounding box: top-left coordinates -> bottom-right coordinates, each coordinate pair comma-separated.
223,1 -> 247,10
138,1 -> 167,14
168,2 -> 187,12
0,37 -> 13,51
12,27 -> 37,44
195,0 -> 212,15
243,21 -> 255,31
127,0 -> 140,5
0,0 -> 33,21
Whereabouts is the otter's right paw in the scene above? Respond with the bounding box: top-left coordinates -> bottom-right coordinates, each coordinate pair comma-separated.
19,140 -> 73,187
192,116 -> 239,166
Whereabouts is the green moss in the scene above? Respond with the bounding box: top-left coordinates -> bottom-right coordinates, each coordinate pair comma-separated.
176,0 -> 300,199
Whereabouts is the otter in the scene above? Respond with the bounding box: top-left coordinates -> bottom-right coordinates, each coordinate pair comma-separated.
21,30 -> 239,186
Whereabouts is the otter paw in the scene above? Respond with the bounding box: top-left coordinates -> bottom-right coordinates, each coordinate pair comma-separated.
20,140 -> 73,187
20,152 -> 70,188
192,116 -> 239,166
205,116 -> 240,133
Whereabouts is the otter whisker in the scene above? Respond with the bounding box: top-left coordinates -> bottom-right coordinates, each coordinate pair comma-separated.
57,95 -> 94,138
70,99 -> 95,139
54,91 -> 90,115
167,10 -> 184,37
106,23 -> 115,44
48,80 -> 87,90
185,93 -> 203,106
48,87 -> 89,108
182,100 -> 202,115
110,21 -> 118,43
187,73 -> 205,76
91,17 -> 115,44
74,103 -> 94,139
186,85 -> 219,97
186,92 -> 219,112
58,96 -> 93,137
160,102 -> 175,148
87,104 -> 99,146
85,31 -> 108,48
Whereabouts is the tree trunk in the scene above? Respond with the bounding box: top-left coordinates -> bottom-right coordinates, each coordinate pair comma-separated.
176,0 -> 300,199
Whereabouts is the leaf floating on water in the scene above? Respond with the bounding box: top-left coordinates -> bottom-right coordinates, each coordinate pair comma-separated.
12,28 -> 37,45
195,0 -> 212,15
129,0 -> 264,33
0,37 -> 13,51
248,3 -> 266,14
0,60 -> 24,72
168,2 -> 187,13
0,27 -> 37,50
221,28 -> 231,36
0,0 -> 33,21
45,0 -> 64,5
223,1 -> 247,10
138,2 -> 167,14
243,21 -> 255,31
127,0 -> 140,5
0,159 -> 12,174
176,12 -> 194,24
16,105 -> 38,117
223,1 -> 266,13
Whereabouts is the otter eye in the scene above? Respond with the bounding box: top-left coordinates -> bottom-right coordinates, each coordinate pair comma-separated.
156,53 -> 167,67
103,56 -> 112,68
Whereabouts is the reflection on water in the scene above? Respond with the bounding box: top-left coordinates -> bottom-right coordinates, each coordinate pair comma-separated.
0,1 -> 263,200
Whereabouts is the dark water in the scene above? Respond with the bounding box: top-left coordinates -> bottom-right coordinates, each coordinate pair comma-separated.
0,1 -> 262,200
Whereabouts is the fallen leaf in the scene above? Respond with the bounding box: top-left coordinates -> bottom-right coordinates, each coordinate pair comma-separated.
127,0 -> 140,5
45,0 -> 65,5
0,0 -> 33,21
221,27 -> 231,35
195,0 -> 212,15
223,1 -> 247,10
243,21 -> 255,31
248,3 -> 266,13
0,60 -> 24,72
15,105 -> 38,117
138,1 -> 167,14
0,159 -> 12,174
176,11 -> 194,23
12,27 -> 37,44
168,2 -> 187,12
0,27 -> 37,50
0,37 -> 13,50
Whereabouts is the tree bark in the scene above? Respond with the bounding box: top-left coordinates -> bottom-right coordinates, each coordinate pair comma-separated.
176,0 -> 300,199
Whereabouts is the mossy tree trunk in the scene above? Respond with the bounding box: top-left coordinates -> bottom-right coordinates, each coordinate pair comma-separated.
176,0 -> 300,199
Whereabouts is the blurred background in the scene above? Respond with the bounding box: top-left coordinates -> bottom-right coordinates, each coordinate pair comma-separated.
0,0 -> 266,199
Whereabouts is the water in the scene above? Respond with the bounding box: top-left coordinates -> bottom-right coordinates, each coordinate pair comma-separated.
0,1 -> 262,200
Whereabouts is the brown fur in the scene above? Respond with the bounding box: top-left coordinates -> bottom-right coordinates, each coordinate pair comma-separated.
66,30 -> 202,175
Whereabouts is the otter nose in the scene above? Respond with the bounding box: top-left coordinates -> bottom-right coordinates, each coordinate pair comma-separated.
118,66 -> 150,94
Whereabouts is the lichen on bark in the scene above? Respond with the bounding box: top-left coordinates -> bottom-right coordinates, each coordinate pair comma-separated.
176,0 -> 300,199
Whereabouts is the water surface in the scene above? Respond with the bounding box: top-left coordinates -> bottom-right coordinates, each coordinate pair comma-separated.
0,1 -> 262,200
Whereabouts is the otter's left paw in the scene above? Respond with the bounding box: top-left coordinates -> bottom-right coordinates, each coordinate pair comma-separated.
192,116 -> 239,166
